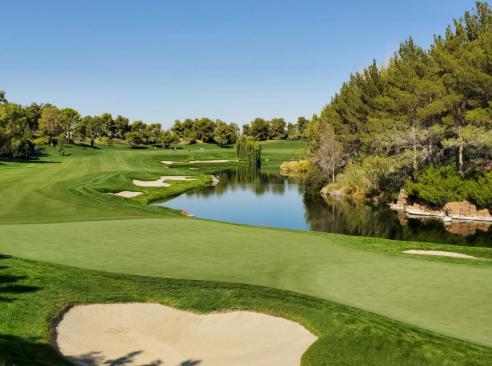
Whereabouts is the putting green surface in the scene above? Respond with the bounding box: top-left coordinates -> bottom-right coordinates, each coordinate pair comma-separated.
1,218 -> 492,346
1,141 -> 491,351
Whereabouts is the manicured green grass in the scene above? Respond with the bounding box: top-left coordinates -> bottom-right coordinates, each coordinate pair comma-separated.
1,140 -> 492,364
1,217 -> 492,347
1,255 -> 491,366
0,141 -> 303,224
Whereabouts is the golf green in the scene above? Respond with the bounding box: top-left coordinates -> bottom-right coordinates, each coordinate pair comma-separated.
1,218 -> 491,346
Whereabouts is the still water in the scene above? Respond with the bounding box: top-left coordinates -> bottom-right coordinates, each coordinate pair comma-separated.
156,168 -> 492,247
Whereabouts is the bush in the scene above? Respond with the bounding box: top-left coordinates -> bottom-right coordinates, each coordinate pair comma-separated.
100,136 -> 111,145
304,165 -> 329,192
280,160 -> 311,174
11,138 -> 34,159
33,136 -> 49,146
336,156 -> 399,196
468,174 -> 492,208
406,165 -> 492,208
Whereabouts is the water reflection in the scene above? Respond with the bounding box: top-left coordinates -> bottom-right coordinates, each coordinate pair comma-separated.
156,168 -> 492,247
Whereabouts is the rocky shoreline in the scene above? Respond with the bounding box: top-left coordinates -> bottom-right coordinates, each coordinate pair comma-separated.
390,190 -> 492,223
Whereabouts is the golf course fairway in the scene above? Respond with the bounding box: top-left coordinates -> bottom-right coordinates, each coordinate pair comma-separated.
1,142 -> 492,365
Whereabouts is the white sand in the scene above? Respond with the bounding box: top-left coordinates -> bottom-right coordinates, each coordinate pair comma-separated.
161,176 -> 197,181
55,303 -> 316,366
110,191 -> 143,198
132,178 -> 170,187
162,159 -> 238,165
188,159 -> 238,164
403,250 -> 477,259
132,176 -> 196,187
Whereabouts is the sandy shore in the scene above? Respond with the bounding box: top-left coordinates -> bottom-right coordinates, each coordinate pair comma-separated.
55,303 -> 316,366
403,250 -> 477,259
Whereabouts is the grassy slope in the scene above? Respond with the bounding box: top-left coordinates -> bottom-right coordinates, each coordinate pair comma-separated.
1,141 -> 492,361
1,217 -> 492,347
1,255 -> 491,366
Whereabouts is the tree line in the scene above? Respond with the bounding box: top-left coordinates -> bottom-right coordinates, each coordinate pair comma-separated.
170,115 -> 312,146
308,2 -> 492,208
242,116 -> 311,141
0,88 -> 313,160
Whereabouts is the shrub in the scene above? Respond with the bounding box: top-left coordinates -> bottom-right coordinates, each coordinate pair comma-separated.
33,136 -> 49,146
280,160 -> 311,174
336,156 -> 400,196
304,165 -> 329,192
11,138 -> 34,159
406,165 -> 492,208
468,174 -> 492,208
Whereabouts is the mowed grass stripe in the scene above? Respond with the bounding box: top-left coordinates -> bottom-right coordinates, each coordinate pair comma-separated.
1,217 -> 491,346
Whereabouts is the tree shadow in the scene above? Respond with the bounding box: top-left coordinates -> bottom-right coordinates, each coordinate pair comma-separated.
0,255 -> 40,302
64,350 -> 200,366
74,142 -> 101,149
0,334 -> 71,366
67,350 -> 165,366
181,360 -> 202,366
4,158 -> 60,164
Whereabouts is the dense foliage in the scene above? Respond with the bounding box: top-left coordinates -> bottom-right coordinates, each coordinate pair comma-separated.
0,94 -> 183,157
171,118 -> 239,145
309,2 -> 492,206
0,86 -> 312,159
242,116 -> 311,141
406,165 -> 492,208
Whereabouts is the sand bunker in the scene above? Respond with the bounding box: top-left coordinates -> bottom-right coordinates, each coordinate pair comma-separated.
55,303 -> 316,366
188,159 -> 238,164
160,176 -> 197,181
403,250 -> 477,259
109,191 -> 143,198
162,160 -> 238,165
132,176 -> 197,187
132,178 -> 170,187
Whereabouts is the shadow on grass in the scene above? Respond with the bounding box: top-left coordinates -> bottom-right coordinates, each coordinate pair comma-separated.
0,255 -> 40,302
74,143 -> 101,149
2,156 -> 60,164
0,334 -> 71,366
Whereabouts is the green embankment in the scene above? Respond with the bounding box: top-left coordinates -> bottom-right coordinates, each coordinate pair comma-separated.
1,255 -> 491,366
0,141 -> 491,365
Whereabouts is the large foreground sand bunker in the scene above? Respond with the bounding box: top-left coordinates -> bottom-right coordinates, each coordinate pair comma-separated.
132,176 -> 197,187
55,303 -> 317,366
403,249 -> 477,259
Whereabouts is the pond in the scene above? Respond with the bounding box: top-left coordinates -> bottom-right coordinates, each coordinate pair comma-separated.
155,168 -> 492,247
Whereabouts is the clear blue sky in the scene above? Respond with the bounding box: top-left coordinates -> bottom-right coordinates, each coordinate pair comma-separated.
0,0 -> 477,127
